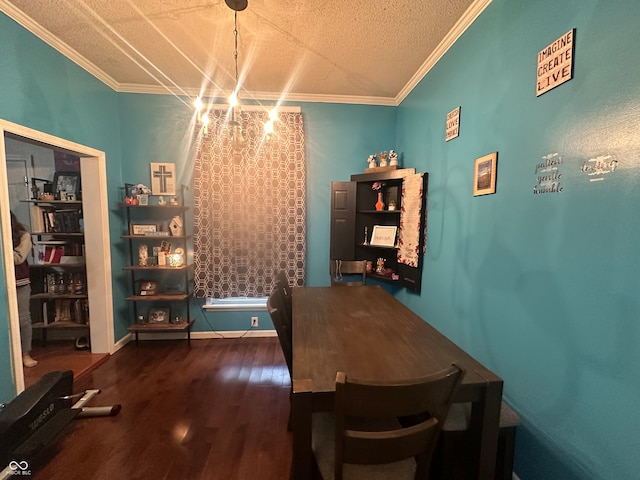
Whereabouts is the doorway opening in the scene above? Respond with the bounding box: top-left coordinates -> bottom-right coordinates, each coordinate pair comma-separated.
0,119 -> 115,394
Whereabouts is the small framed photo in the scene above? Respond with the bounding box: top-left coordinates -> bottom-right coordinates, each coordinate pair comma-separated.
370,225 -> 398,247
130,224 -> 157,235
139,280 -> 157,296
473,152 -> 498,196
148,307 -> 170,324
53,171 -> 80,199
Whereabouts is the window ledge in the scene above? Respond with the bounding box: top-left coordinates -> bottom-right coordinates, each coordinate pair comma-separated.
203,297 -> 268,311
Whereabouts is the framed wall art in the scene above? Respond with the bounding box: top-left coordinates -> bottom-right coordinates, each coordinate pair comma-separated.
370,225 -> 398,247
148,307 -> 170,324
130,224 -> 157,235
52,171 -> 80,199
150,162 -> 176,195
473,152 -> 498,196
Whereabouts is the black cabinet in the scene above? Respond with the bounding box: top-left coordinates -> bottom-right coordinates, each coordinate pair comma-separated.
330,168 -> 428,292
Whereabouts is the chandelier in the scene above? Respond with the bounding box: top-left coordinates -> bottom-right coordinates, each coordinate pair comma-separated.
195,0 -> 277,145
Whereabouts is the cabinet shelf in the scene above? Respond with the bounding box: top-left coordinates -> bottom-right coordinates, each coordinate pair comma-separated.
357,210 -> 401,214
359,244 -> 399,250
23,200 -> 82,206
366,273 -> 400,282
30,263 -> 86,269
127,319 -> 195,343
31,293 -> 88,300
32,321 -> 89,330
31,232 -> 84,237
123,264 -> 192,271
121,234 -> 190,240
126,293 -> 191,302
127,319 -> 193,331
117,203 -> 188,211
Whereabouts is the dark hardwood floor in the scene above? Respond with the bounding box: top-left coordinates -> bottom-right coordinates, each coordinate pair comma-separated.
29,337 -> 293,480
24,341 -> 109,389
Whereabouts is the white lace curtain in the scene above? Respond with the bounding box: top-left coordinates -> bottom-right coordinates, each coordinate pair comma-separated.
193,109 -> 306,298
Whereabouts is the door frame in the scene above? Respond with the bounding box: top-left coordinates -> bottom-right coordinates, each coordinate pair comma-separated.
0,119 -> 115,394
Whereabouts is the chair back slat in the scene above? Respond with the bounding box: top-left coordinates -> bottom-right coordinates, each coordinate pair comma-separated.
268,278 -> 292,376
334,365 -> 464,479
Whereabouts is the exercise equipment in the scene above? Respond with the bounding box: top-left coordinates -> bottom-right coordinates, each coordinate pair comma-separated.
0,370 -> 120,479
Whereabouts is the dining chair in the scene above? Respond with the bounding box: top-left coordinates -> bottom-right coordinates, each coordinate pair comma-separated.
330,260 -> 367,286
275,270 -> 292,322
267,286 -> 292,376
312,364 -> 464,480
267,283 -> 294,430
276,270 -> 292,298
431,401 -> 520,480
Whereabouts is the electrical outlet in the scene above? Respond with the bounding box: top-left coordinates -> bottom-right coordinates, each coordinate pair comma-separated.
251,316 -> 258,328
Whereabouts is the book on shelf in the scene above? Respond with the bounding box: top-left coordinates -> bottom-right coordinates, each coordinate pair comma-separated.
34,243 -> 65,264
32,207 -> 82,233
51,209 -> 82,233
30,205 -> 45,232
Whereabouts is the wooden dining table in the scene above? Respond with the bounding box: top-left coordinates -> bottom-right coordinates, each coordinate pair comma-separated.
291,285 -> 503,479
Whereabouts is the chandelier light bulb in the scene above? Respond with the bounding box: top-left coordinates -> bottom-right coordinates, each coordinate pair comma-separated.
201,113 -> 210,135
231,122 -> 245,149
229,91 -> 239,107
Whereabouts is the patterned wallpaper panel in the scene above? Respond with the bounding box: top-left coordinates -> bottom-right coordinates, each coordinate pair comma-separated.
193,109 -> 306,298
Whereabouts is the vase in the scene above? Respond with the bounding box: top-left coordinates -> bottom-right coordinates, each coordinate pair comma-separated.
375,191 -> 384,211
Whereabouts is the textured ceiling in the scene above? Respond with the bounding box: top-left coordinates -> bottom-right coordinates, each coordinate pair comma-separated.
0,0 -> 490,105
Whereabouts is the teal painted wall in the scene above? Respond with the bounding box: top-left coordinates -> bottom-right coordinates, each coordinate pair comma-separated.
395,0 -> 640,478
0,13 -> 126,402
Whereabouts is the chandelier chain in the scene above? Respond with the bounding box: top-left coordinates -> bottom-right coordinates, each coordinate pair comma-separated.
233,10 -> 239,92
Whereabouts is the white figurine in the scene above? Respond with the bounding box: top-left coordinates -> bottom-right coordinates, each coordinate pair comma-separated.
368,155 -> 377,169
158,196 -> 166,206
389,150 -> 398,166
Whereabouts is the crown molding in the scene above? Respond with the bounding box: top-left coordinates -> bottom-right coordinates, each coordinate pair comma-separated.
395,0 -> 492,105
0,0 -> 120,90
117,83 -> 398,106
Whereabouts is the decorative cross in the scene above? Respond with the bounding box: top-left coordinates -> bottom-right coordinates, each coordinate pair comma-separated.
153,164 -> 172,193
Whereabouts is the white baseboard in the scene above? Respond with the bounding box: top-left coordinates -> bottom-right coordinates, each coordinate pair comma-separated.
513,473 -> 521,480
113,335 -> 130,352
124,329 -> 277,342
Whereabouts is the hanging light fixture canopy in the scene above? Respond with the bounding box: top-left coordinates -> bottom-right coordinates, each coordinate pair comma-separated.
225,0 -> 247,12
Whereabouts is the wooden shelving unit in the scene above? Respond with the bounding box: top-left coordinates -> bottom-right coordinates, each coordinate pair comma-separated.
120,197 -> 194,344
